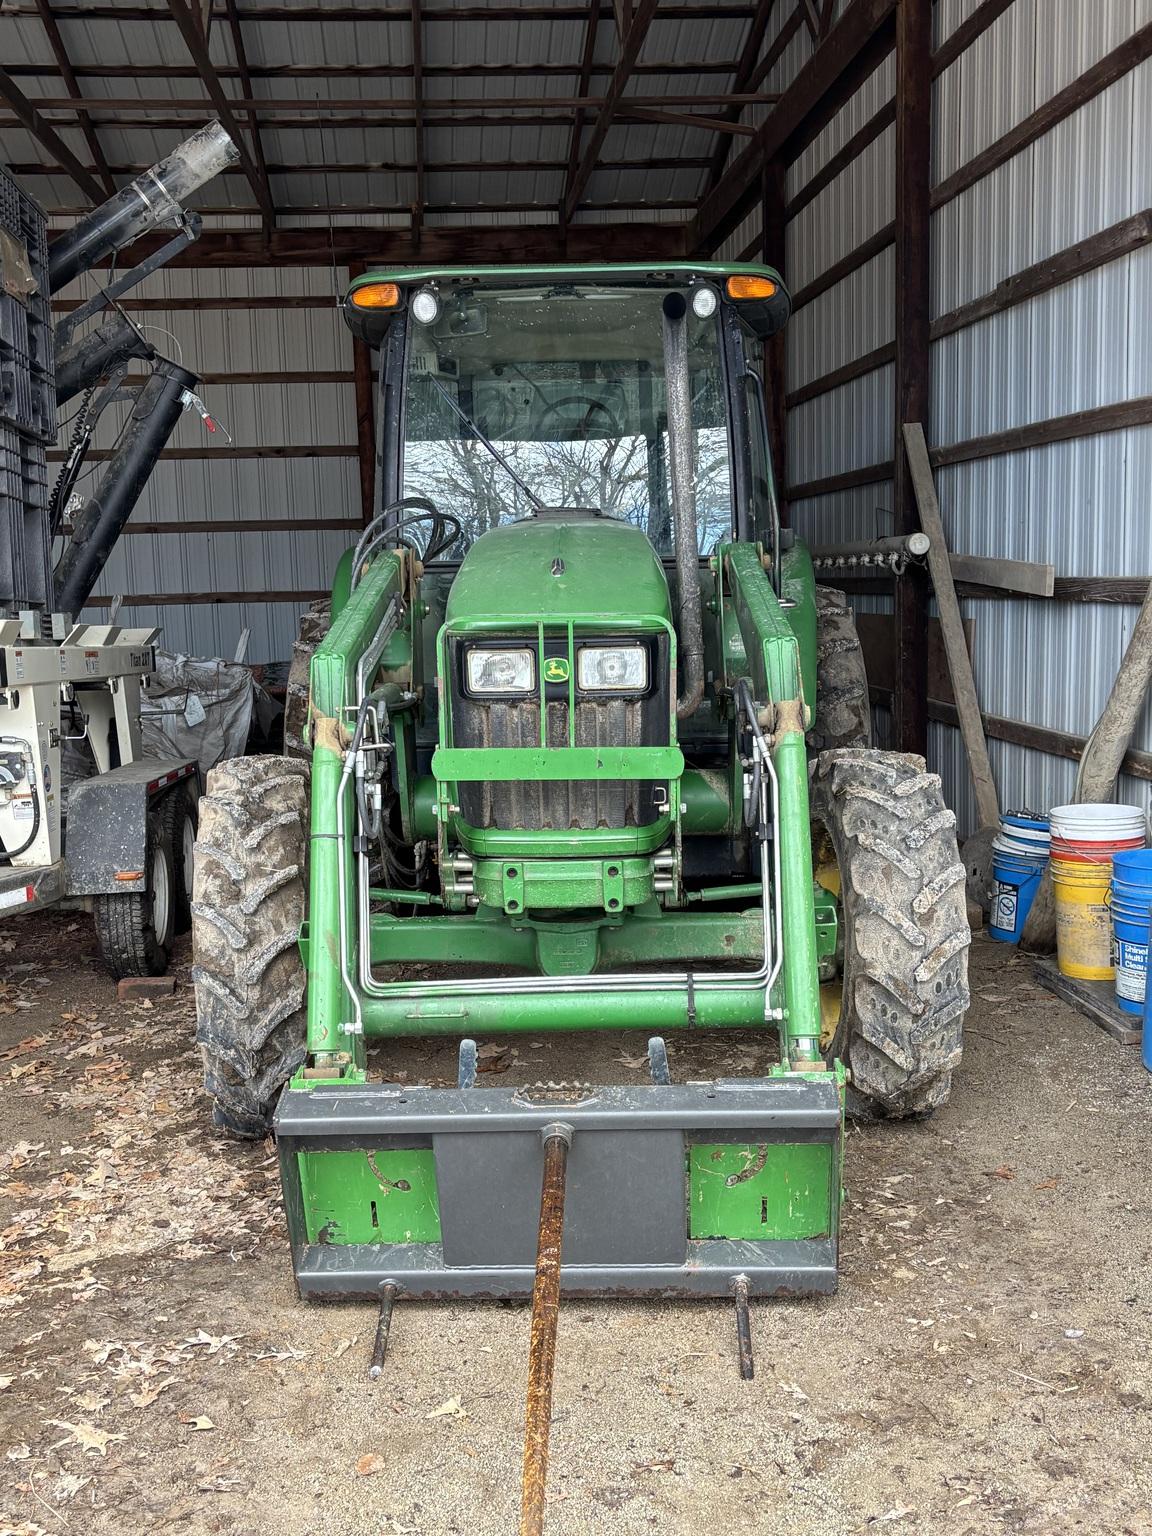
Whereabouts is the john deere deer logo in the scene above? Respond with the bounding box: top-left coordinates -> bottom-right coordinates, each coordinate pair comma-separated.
543,657 -> 570,683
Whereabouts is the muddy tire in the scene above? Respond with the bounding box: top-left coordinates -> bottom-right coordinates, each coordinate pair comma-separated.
284,602 -> 330,761
811,748 -> 970,1119
811,585 -> 871,750
158,783 -> 198,934
191,755 -> 309,1138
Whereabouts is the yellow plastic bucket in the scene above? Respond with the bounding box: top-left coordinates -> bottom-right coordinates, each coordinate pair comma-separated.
1051,855 -> 1114,980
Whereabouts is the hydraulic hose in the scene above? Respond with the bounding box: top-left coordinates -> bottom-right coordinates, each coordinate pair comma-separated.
0,739 -> 41,861
661,294 -> 705,719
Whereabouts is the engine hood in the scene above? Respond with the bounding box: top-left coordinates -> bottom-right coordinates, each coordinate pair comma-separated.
445,513 -> 672,626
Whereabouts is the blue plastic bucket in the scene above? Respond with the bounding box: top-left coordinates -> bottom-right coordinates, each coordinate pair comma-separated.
990,845 -> 1046,943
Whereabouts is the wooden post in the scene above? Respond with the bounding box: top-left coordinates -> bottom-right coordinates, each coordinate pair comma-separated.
761,160 -> 789,524
892,0 -> 931,754
348,259 -> 377,527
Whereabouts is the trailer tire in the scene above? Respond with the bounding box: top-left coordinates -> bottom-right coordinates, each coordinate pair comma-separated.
159,783 -> 198,933
93,808 -> 175,979
811,748 -> 970,1119
191,755 -> 309,1138
811,585 -> 871,750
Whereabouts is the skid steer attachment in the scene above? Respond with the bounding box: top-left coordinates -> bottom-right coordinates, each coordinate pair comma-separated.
276,1051 -> 843,1301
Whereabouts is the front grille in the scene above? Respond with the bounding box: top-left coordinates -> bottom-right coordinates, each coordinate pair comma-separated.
449,635 -> 669,831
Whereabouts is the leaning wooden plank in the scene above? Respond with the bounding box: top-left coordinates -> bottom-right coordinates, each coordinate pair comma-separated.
948,553 -> 1055,597
901,422 -> 1000,830
1032,958 -> 1143,1046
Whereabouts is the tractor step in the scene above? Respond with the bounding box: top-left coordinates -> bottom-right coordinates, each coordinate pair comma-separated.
275,1069 -> 843,1300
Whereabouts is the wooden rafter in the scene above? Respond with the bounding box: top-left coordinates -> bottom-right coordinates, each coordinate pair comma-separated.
0,65 -> 104,203
818,0 -> 837,35
411,0 -> 425,241
222,0 -> 274,237
563,0 -> 602,229
797,0 -> 821,40
563,0 -> 659,223
33,0 -> 116,198
611,0 -> 634,38
704,0 -> 778,191
166,0 -> 275,221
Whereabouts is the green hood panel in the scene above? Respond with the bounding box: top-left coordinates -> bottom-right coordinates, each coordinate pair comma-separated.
445,515 -> 672,626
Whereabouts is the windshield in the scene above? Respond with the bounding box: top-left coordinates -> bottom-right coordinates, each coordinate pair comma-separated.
400,283 -> 733,560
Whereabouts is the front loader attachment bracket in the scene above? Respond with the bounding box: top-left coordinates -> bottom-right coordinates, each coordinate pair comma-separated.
276,1072 -> 842,1301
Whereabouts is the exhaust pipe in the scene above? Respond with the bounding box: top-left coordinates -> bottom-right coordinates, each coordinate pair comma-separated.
661,293 -> 705,719
47,121 -> 238,293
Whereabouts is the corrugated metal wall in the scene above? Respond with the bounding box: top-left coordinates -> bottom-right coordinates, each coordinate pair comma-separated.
760,0 -> 1152,836
55,264 -> 360,664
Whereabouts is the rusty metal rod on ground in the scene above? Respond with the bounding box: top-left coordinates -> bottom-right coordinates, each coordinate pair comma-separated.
733,1275 -> 755,1381
368,1280 -> 398,1380
519,1123 -> 573,1536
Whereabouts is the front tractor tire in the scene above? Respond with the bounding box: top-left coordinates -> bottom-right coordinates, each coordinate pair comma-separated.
191,755 -> 309,1138
811,748 -> 970,1119
810,585 -> 871,750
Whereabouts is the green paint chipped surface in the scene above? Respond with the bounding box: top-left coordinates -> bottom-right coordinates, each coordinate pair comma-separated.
298,1149 -> 442,1245
688,1142 -> 834,1241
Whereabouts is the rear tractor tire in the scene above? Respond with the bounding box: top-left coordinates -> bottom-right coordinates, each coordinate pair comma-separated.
191,755 -> 309,1138
810,748 -> 970,1119
284,601 -> 330,760
810,585 -> 871,750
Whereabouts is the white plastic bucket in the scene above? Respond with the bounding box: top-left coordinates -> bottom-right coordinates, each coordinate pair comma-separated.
1050,804 -> 1147,842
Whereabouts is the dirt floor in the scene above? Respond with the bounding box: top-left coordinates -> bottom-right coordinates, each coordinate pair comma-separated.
0,913 -> 1150,1536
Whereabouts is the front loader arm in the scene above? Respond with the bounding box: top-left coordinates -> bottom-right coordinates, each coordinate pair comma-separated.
306,550 -> 408,1069
722,543 -> 821,1064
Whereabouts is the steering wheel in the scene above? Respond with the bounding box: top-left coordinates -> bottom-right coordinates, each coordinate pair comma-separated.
536,396 -> 625,441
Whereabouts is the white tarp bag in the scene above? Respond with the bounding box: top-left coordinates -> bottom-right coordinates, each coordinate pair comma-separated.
141,650 -> 255,774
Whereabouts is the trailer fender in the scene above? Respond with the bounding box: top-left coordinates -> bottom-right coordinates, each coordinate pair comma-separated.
65,759 -> 197,895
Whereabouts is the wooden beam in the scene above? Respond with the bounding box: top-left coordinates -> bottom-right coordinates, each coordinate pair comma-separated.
348,260 -> 377,526
410,0 -> 425,243
50,445 -> 358,462
931,0 -> 1015,79
166,0 -> 276,221
611,0 -> 633,38
621,105 -> 758,136
892,0 -> 931,757
33,0 -> 116,198
12,156 -> 718,178
797,0 -> 821,41
563,0 -> 602,230
6,3 -> 764,17
745,5 -> 804,89
222,0 -> 274,239
19,87 -> 780,114
946,553 -> 1054,598
932,396 -> 1152,469
564,0 -> 659,222
903,423 -> 999,826
86,219 -> 688,269
933,23 -> 1152,211
817,0 -> 837,37
4,59 -> 749,83
785,342 -> 895,408
0,66 -> 105,203
690,0 -> 898,254
703,0 -> 779,192
790,220 -> 894,310
120,518 -> 361,534
932,210 -> 1152,341
784,100 -> 894,220
86,589 -> 331,607
787,461 -> 894,500
869,689 -> 1152,784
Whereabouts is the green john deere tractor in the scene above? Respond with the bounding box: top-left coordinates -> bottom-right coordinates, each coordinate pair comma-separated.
191,263 -> 970,1306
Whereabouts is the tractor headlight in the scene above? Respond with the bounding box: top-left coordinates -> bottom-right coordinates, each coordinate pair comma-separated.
465,647 -> 535,695
577,644 -> 648,693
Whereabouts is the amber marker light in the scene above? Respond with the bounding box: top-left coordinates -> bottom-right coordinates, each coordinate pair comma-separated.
726,274 -> 778,300
350,282 -> 401,309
